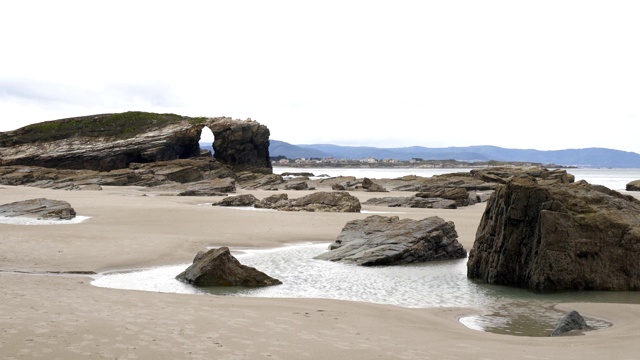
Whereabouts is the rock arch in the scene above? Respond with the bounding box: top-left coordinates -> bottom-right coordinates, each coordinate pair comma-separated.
0,112 -> 272,173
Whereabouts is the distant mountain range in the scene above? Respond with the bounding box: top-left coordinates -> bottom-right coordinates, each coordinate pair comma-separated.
201,140 -> 640,168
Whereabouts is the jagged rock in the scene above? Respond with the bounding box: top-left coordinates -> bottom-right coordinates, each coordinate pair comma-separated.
331,183 -> 346,190
314,215 -> 466,265
362,177 -> 387,192
551,311 -> 589,336
175,247 -> 281,287
0,111 -> 272,173
212,194 -> 258,207
284,181 -> 308,190
255,194 -> 289,209
467,177 -> 640,291
0,198 -> 76,220
272,191 -> 361,212
627,180 -> 640,191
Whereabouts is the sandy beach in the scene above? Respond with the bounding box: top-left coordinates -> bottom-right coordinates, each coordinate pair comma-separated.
1,185 -> 640,359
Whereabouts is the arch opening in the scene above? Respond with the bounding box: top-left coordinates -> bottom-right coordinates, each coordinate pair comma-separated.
199,126 -> 215,156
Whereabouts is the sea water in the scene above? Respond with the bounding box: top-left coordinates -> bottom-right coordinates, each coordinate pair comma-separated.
273,166 -> 640,192
92,167 -> 640,336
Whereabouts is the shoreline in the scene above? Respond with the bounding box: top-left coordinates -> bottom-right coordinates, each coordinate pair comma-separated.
2,184 -> 640,359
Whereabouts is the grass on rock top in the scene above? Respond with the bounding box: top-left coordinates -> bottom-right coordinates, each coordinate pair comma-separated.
0,112 -> 210,146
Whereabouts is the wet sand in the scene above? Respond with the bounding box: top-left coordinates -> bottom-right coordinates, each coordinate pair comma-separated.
1,185 -> 639,359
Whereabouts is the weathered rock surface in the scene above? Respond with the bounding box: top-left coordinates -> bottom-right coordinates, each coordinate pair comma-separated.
254,194 -> 289,209
362,177 -> 387,192
467,177 -> 640,291
0,198 -> 76,220
0,158 -> 238,192
627,180 -> 640,191
0,111 -> 272,172
314,215 -> 466,265
212,194 -> 259,207
363,196 -> 458,209
175,247 -> 281,287
550,311 -> 589,336
273,191 -> 361,212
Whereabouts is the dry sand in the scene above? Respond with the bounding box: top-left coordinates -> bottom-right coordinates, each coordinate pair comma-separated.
1,185 -> 639,359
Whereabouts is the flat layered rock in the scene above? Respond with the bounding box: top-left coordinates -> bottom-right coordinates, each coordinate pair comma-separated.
315,215 -> 466,265
0,198 -> 76,220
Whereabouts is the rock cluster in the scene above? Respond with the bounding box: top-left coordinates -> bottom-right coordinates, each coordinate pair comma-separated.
314,215 -> 466,265
467,177 -> 640,291
0,198 -> 76,220
212,191 -> 361,212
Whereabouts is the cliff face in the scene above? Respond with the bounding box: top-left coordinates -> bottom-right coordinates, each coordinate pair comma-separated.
0,112 -> 272,172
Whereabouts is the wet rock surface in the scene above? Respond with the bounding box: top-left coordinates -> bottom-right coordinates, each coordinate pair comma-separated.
315,215 -> 466,265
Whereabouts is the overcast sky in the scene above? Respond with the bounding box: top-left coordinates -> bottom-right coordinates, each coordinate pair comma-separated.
1,1 -> 639,154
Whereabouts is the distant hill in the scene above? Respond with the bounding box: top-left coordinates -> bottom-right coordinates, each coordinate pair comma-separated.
265,140 -> 640,168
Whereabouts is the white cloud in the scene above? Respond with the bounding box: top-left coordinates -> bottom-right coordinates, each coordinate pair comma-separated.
1,1 -> 639,154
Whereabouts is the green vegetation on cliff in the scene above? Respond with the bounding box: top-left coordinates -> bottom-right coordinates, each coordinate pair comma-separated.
0,111 -> 209,146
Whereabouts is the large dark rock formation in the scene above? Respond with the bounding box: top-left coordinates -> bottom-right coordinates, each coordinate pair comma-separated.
0,111 -> 271,173
467,177 -> 640,291
0,198 -> 76,220
550,311 -> 589,337
175,247 -> 281,287
314,215 -> 466,265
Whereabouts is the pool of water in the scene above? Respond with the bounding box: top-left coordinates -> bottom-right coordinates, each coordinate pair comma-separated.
92,243 -> 636,336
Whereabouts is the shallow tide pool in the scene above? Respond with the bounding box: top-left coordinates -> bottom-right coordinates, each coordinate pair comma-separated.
92,242 -> 635,336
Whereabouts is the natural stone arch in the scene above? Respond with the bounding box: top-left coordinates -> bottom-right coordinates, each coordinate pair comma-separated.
0,112 -> 272,173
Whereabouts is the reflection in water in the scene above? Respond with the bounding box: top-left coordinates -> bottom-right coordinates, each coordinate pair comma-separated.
92,243 -> 636,336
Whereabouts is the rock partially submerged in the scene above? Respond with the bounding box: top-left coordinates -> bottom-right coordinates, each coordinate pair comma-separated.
314,215 -> 466,265
550,311 -> 590,336
0,198 -> 76,220
467,177 -> 640,291
175,247 -> 282,287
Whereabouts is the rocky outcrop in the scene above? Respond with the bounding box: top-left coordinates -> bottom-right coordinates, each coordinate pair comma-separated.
0,111 -> 272,173
175,247 -> 281,287
0,158 -> 237,192
314,215 -> 466,265
363,196 -> 458,209
212,194 -> 259,207
362,178 -> 387,192
627,180 -> 640,191
551,311 -> 589,336
211,191 -> 361,212
274,191 -> 361,212
0,198 -> 76,220
467,178 -> 640,291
